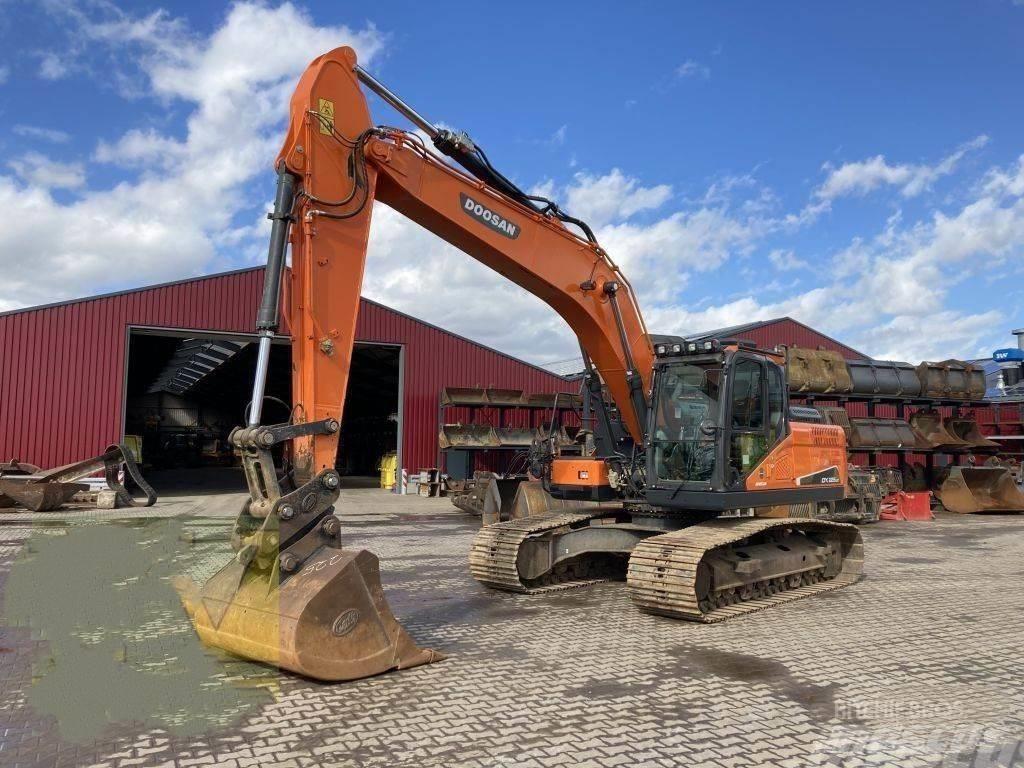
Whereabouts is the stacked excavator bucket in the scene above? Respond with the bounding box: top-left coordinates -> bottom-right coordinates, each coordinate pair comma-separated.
917,360 -> 986,400
439,424 -> 501,449
785,347 -> 853,393
847,417 -> 918,450
439,424 -> 556,449
945,419 -> 1000,449
847,359 -> 921,397
908,411 -> 996,450
936,466 -> 1024,514
439,386 -> 582,409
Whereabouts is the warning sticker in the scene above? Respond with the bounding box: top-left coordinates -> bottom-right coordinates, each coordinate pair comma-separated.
317,98 -> 335,135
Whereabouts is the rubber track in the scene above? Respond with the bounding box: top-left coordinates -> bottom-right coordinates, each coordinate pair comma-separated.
626,517 -> 864,623
468,510 -> 613,594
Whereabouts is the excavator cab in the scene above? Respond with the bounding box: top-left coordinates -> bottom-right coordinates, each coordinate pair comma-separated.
644,339 -> 846,512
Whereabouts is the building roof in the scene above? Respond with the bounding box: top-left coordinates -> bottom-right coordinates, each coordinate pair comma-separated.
685,316 -> 869,360
0,266 -> 566,380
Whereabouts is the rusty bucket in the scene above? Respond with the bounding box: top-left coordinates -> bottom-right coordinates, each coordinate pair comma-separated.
485,388 -> 526,406
508,480 -> 619,520
936,467 -> 1024,514
945,418 -> 1000,449
439,387 -> 489,406
909,411 -> 971,450
179,543 -> 443,681
785,347 -> 853,394
494,427 -> 537,447
439,424 -> 500,449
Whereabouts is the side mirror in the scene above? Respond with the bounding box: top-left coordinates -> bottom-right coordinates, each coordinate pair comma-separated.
699,420 -> 717,438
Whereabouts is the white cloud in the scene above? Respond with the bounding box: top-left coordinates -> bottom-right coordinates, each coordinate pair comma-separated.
93,128 -> 187,169
0,65 -> 9,85
548,124 -> 567,146
676,60 -> 710,79
0,2 -> 384,309
656,154 -> 1024,360
563,169 -> 673,227
38,52 -> 68,80
12,124 -> 71,143
816,135 -> 989,201
767,249 -> 809,271
8,152 -> 86,189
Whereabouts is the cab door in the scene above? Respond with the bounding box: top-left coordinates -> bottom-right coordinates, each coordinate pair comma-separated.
724,355 -> 787,488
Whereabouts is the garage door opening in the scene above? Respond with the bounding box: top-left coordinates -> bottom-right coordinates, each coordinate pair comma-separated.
123,329 -> 401,494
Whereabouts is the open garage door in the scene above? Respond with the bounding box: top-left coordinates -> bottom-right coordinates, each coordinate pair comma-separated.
123,328 -> 401,494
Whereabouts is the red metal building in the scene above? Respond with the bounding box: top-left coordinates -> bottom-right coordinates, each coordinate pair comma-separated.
0,267 -> 574,475
1,269 -> 892,487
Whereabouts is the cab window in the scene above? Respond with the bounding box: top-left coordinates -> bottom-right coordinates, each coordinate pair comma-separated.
767,364 -> 785,443
728,358 -> 768,483
651,362 -> 720,483
731,359 -> 763,429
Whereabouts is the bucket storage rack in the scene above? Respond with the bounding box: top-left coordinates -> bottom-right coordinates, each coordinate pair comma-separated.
436,387 -> 582,475
783,349 -> 1001,490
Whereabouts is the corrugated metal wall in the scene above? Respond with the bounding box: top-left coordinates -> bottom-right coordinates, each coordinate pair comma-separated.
0,268 -> 573,470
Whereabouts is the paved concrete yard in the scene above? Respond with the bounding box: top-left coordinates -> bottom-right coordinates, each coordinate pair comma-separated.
1,489 -> 1023,767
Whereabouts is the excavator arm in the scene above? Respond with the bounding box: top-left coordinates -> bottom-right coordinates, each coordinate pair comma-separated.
274,47 -> 652,484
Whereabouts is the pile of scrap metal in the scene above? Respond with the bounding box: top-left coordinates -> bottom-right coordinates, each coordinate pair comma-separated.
0,444 -> 157,512
785,349 -> 987,400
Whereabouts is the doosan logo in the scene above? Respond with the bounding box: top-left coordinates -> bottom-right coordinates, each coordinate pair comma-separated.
459,193 -> 520,239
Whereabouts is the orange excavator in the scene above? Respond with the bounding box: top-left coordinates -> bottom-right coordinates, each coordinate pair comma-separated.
180,47 -> 864,681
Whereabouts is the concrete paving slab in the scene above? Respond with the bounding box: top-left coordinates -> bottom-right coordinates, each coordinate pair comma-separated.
0,490 -> 1022,767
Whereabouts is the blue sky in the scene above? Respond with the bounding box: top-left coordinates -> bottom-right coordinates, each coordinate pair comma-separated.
1,1 -> 1022,367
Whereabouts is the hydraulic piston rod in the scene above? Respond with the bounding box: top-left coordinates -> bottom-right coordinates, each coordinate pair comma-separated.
248,164 -> 296,426
354,65 -> 439,139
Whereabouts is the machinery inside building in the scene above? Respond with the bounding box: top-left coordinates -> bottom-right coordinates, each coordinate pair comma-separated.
123,330 -> 399,490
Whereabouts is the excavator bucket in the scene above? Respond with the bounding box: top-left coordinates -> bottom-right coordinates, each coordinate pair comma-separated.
180,543 -> 443,681
451,472 -> 524,524
945,418 -> 1000,449
439,386 -> 489,406
0,445 -> 156,511
494,427 -> 538,447
909,411 -> 971,450
439,424 -> 500,449
485,388 -> 526,406
508,479 -> 619,520
0,479 -> 88,511
936,466 -> 1024,514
